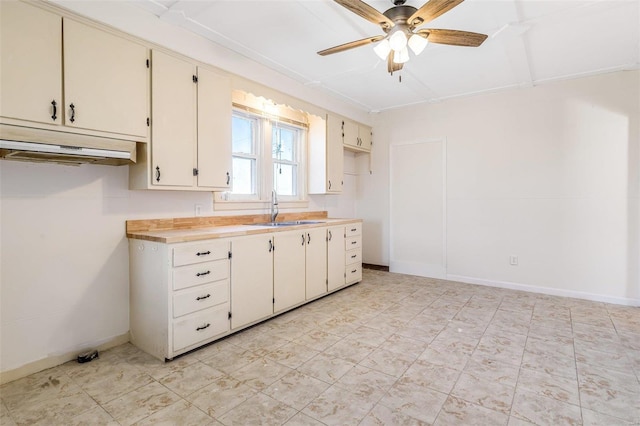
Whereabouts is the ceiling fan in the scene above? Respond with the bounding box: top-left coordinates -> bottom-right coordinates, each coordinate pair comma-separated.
318,0 -> 488,75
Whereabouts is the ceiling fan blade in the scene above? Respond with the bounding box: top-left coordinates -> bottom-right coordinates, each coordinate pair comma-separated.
334,0 -> 395,30
387,51 -> 403,74
417,28 -> 488,47
317,35 -> 385,56
407,0 -> 464,27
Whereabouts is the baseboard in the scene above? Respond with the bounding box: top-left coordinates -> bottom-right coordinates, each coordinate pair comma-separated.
446,274 -> 640,307
389,261 -> 446,279
0,332 -> 130,385
363,263 -> 389,272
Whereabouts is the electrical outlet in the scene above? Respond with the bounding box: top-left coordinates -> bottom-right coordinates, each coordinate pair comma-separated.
195,204 -> 203,216
509,255 -> 518,266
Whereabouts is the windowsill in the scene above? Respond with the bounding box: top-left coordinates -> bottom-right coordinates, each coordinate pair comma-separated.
213,197 -> 309,211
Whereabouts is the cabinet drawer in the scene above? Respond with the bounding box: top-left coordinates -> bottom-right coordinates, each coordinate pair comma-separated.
345,223 -> 361,237
173,260 -> 228,291
346,264 -> 362,284
173,305 -> 229,352
173,241 -> 230,267
346,248 -> 361,265
173,279 -> 229,318
346,236 -> 361,250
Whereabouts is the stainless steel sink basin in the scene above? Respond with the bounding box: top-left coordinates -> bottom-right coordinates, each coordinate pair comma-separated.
246,220 -> 325,227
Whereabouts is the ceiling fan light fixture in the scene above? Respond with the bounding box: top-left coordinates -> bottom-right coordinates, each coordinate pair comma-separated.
389,30 -> 407,52
393,46 -> 410,64
373,38 -> 391,60
408,33 -> 428,55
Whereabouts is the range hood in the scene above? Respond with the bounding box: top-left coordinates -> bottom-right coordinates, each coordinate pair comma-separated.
0,124 -> 137,166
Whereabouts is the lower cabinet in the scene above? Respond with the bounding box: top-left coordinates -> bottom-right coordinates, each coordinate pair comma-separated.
229,233 -> 274,330
129,238 -> 231,361
327,225 -> 346,291
128,221 -> 362,361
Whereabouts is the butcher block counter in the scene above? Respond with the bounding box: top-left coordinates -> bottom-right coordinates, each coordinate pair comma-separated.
126,211 -> 361,243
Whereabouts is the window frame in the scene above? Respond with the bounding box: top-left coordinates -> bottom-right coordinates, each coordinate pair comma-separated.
219,108 -> 307,208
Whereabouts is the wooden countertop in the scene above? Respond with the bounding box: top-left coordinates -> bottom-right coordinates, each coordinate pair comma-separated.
126,213 -> 361,244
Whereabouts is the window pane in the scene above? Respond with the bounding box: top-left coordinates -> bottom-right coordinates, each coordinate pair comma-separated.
232,116 -> 254,154
273,163 -> 296,196
232,157 -> 255,194
272,127 -> 295,162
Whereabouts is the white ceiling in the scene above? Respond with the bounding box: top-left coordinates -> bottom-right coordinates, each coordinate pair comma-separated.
130,0 -> 639,112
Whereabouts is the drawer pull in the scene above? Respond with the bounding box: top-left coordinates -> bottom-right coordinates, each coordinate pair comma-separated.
196,323 -> 211,331
351,269 -> 357,273
196,271 -> 211,277
351,254 -> 357,258
196,251 -> 211,256
196,294 -> 211,301
351,228 -> 357,232
351,241 -> 357,245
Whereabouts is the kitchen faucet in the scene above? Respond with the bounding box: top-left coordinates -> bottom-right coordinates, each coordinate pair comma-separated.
271,190 -> 279,223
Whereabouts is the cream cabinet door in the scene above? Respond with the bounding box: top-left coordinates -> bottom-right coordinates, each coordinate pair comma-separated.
151,50 -> 196,187
326,114 -> 344,193
342,118 -> 359,149
327,226 -> 346,291
358,125 -> 372,151
305,228 -> 328,300
0,1 -> 62,125
273,230 -> 306,313
230,234 -> 274,329
63,19 -> 148,137
196,67 -> 232,189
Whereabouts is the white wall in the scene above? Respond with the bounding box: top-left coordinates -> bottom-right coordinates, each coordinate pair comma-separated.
359,70 -> 639,305
0,2 -> 362,376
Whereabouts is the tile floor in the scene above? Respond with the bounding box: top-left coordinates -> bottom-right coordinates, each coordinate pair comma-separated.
1,269 -> 639,425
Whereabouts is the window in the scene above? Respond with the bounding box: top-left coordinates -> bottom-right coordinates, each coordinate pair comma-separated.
228,109 -> 306,204
231,113 -> 259,199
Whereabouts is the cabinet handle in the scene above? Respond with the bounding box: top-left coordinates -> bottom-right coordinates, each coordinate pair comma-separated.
51,100 -> 57,121
196,271 -> 210,277
196,294 -> 211,301
307,233 -> 311,244
351,228 -> 357,232
328,230 -> 332,241
196,323 -> 210,331
351,269 -> 357,273
196,251 -> 211,256
351,254 -> 357,258
268,239 -> 273,252
155,166 -> 161,182
301,234 -> 305,246
226,172 -> 230,185
351,241 -> 357,245
69,103 -> 75,123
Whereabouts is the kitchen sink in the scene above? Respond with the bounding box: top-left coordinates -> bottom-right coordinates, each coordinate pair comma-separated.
246,220 -> 325,227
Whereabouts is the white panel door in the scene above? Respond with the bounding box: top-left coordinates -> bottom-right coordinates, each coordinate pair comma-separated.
327,225 -> 346,291
390,140 -> 446,278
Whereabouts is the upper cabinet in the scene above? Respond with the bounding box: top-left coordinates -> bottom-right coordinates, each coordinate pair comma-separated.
63,20 -> 149,137
130,50 -> 232,191
0,1 -> 149,140
0,1 -> 62,126
308,113 -> 344,194
342,118 -> 372,152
